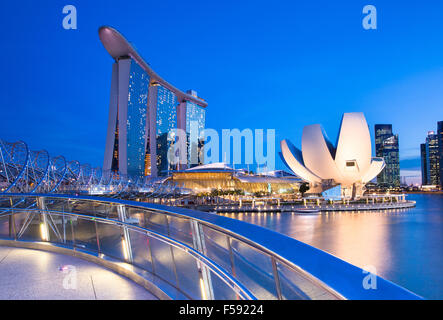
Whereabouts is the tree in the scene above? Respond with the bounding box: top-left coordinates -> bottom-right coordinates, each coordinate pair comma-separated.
299,183 -> 310,197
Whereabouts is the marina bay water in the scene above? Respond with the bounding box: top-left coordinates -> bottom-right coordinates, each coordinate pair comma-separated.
221,194 -> 443,299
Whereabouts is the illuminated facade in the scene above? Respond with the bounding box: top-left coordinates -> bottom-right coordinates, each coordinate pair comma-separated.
154,85 -> 177,175
280,112 -> 385,199
420,143 -> 428,185
185,98 -> 206,167
170,163 -> 300,194
100,26 -> 207,177
422,131 -> 440,186
438,121 -> 443,188
374,124 -> 400,188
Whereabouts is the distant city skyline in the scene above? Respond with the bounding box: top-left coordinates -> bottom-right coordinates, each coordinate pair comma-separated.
1,1 -> 443,185
420,121 -> 443,187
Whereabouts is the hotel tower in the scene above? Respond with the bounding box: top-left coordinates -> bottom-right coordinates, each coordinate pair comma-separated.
99,26 -> 207,178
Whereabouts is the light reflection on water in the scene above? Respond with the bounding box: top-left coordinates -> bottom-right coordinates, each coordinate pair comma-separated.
222,194 -> 443,299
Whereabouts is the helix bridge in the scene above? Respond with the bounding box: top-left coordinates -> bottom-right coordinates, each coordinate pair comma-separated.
0,139 -> 185,199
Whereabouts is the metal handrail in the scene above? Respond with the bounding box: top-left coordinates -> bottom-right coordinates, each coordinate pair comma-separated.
0,193 -> 423,300
0,207 -> 255,300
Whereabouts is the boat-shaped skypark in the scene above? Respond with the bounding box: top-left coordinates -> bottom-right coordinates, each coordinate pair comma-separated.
99,26 -> 207,178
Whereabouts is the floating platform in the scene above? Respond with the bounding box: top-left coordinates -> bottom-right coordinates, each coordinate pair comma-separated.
199,200 -> 416,213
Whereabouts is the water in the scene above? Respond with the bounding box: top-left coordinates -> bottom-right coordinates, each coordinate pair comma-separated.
221,194 -> 443,299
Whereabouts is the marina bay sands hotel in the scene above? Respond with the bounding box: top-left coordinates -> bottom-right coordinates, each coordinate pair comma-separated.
99,26 -> 207,178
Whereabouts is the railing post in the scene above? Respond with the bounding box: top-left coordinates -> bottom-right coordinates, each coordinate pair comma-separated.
37,196 -> 49,241
271,257 -> 283,300
9,197 -> 16,240
117,204 -> 133,263
191,220 -> 214,300
227,237 -> 237,277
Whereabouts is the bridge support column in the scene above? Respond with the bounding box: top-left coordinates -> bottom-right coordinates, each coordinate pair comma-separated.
191,220 -> 214,300
117,204 -> 133,263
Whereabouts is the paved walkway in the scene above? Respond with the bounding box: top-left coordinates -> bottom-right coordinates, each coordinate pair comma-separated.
0,246 -> 157,300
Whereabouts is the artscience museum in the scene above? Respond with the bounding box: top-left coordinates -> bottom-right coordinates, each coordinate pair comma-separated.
280,112 -> 385,199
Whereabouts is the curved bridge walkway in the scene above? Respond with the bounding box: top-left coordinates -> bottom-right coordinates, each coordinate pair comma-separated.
0,194 -> 422,300
0,246 -> 156,299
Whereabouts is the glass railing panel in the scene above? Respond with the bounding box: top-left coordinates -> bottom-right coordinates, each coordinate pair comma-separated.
14,211 -> 43,241
148,235 -> 177,287
4,196 -> 26,209
46,213 -> 74,246
90,201 -> 114,218
72,217 -> 98,252
276,260 -> 338,300
66,199 -> 86,214
167,216 -> 193,248
0,197 -> 11,209
0,196 -> 32,210
105,204 -> 120,220
0,214 -> 11,238
210,270 -> 241,300
200,225 -> 232,274
129,229 -> 153,273
230,238 -> 279,299
67,200 -> 96,216
141,210 -> 168,235
44,197 -> 68,212
126,207 -> 145,227
97,220 -> 126,260
171,246 -> 201,299
11,196 -> 36,209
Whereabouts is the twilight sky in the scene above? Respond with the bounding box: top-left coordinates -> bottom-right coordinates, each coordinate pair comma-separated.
1,0 -> 443,184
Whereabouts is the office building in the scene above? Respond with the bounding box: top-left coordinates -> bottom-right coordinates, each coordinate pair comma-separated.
422,131 -> 440,186
420,143 -> 428,185
438,121 -> 443,188
374,124 -> 400,188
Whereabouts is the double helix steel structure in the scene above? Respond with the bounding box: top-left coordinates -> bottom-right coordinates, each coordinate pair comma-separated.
0,139 -> 187,198
0,139 -> 132,195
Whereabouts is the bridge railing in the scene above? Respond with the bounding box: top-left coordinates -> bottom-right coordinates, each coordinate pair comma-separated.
0,194 -> 422,300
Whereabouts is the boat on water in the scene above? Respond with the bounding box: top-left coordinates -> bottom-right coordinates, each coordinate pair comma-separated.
294,208 -> 321,214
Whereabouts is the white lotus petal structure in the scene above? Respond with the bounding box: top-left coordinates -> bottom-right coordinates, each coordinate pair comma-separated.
280,112 -> 385,199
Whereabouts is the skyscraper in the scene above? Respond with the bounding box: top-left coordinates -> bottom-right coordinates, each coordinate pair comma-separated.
100,26 -> 207,177
374,124 -> 400,187
420,143 -> 428,185
438,121 -> 443,188
424,131 -> 440,186
185,93 -> 206,168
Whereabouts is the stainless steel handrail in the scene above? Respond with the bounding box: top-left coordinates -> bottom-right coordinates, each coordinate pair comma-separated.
0,207 -> 255,300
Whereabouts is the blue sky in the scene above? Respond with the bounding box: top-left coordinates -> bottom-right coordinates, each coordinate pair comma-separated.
1,0 -> 443,184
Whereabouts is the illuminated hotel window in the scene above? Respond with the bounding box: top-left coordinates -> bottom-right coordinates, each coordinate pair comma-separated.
126,59 -> 150,177
156,85 -> 177,175
186,101 -> 206,167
